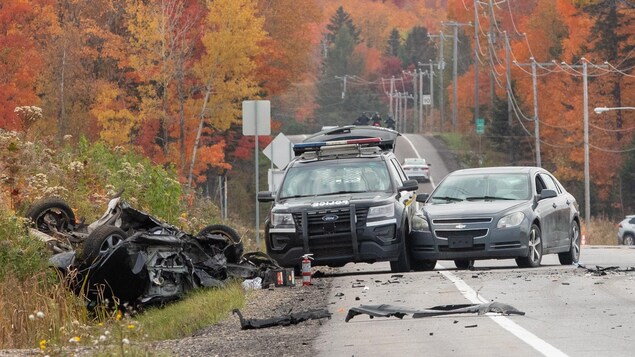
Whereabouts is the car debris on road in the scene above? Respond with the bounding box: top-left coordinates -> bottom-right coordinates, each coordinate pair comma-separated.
577,263 -> 635,276
345,302 -> 526,322
232,309 -> 332,330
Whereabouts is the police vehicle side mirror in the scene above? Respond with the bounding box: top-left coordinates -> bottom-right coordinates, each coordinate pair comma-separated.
416,193 -> 429,202
399,179 -> 419,192
537,189 -> 557,201
257,191 -> 275,202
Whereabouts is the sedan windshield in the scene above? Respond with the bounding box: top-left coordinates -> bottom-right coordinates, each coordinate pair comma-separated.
430,173 -> 530,204
279,161 -> 392,198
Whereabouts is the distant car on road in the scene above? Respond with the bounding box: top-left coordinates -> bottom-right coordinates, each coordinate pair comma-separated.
617,215 -> 635,245
410,166 -> 581,270
402,158 -> 430,182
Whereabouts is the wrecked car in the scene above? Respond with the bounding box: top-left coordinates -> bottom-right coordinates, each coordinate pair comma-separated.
26,193 -> 280,307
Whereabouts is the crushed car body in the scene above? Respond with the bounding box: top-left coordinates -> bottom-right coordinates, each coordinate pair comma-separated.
26,193 -> 282,308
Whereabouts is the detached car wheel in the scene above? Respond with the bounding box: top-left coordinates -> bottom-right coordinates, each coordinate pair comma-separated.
82,225 -> 126,263
390,229 -> 411,273
26,197 -> 76,234
198,224 -> 244,264
516,224 -> 543,268
624,234 -> 635,246
558,221 -> 580,265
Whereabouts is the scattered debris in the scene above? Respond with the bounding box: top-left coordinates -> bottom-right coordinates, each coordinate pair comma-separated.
345,302 -> 525,322
232,309 -> 331,330
577,263 -> 635,276
335,292 -> 345,297
464,324 -> 478,328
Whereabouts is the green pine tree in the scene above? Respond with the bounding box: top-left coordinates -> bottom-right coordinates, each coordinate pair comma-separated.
386,28 -> 401,57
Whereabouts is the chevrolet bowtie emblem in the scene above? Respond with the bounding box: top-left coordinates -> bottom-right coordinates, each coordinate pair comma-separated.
455,224 -> 466,229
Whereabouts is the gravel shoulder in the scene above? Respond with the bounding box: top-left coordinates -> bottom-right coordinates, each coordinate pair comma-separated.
154,271 -> 334,357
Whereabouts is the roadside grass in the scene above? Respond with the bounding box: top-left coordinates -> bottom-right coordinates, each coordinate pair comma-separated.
584,217 -> 618,245
135,280 -> 245,341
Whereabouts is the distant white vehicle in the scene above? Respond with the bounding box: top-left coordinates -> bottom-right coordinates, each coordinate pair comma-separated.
617,215 -> 635,245
402,158 -> 430,182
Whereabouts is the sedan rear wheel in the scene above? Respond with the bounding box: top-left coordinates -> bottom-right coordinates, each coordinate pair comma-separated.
516,224 -> 542,268
624,234 -> 635,246
558,221 -> 580,265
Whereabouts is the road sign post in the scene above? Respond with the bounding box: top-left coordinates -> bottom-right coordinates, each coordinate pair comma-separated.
242,100 -> 271,249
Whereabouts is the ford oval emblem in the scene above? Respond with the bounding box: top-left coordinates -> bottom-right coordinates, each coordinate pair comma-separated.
322,214 -> 339,222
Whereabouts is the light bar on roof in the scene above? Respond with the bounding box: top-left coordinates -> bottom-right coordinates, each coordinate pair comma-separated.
293,137 -> 382,155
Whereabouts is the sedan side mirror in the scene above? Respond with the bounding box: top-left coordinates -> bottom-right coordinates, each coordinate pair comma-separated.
538,189 -> 557,200
399,179 -> 419,192
416,193 -> 429,203
257,191 -> 275,202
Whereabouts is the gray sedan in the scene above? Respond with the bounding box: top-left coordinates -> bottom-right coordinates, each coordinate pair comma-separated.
410,166 -> 581,270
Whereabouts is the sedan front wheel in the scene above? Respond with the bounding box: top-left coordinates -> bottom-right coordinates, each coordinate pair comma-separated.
516,224 -> 543,268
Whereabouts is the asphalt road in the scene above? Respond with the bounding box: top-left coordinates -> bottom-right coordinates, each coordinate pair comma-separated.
312,134 -> 635,357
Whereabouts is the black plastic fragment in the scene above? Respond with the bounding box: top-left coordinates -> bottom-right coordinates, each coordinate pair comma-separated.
233,309 -> 332,330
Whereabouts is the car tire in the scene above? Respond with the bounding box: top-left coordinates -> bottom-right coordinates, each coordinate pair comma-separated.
558,221 -> 580,265
454,259 -> 474,270
390,229 -> 411,273
515,224 -> 543,268
26,197 -> 76,234
623,234 -> 635,246
81,225 -> 126,263
411,259 -> 437,271
198,224 -> 244,264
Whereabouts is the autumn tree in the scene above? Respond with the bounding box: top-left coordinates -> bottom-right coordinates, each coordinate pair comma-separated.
402,26 -> 436,68
187,0 -> 266,187
326,6 -> 361,45
0,0 -> 52,131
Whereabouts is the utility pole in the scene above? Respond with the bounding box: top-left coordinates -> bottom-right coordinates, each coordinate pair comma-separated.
474,0 -> 480,128
335,75 -> 347,99
419,61 -> 436,132
419,69 -> 424,132
531,58 -> 541,167
413,71 -> 419,132
504,32 -> 514,164
429,31 -> 446,131
389,76 -> 395,118
583,60 -> 590,247
395,91 -> 400,131
443,21 -> 471,132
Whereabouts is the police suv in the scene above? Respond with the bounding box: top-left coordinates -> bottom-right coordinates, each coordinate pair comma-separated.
257,132 -> 419,273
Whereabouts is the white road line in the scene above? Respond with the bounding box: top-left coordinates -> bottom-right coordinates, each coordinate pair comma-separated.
439,268 -> 569,357
407,136 -> 568,357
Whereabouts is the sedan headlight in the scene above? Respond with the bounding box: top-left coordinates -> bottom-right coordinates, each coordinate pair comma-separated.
412,213 -> 430,231
497,212 -> 525,228
271,213 -> 294,227
367,204 -> 395,219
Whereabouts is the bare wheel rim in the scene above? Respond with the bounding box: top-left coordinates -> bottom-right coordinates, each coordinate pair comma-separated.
99,234 -> 123,254
37,209 -> 71,232
529,227 -> 542,263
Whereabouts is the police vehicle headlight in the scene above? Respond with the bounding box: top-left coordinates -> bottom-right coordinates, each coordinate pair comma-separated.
367,204 -> 394,219
497,212 -> 525,228
271,213 -> 294,227
412,214 -> 430,231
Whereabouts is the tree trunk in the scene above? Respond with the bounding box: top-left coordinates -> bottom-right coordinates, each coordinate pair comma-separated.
188,79 -> 213,188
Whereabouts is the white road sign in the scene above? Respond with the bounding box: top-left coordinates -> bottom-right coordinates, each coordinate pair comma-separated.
242,100 -> 271,136
263,133 -> 293,169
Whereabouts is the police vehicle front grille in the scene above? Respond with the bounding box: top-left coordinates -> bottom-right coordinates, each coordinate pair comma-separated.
293,207 -> 369,234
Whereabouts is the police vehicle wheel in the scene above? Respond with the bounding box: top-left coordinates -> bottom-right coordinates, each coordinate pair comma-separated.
390,230 -> 411,273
